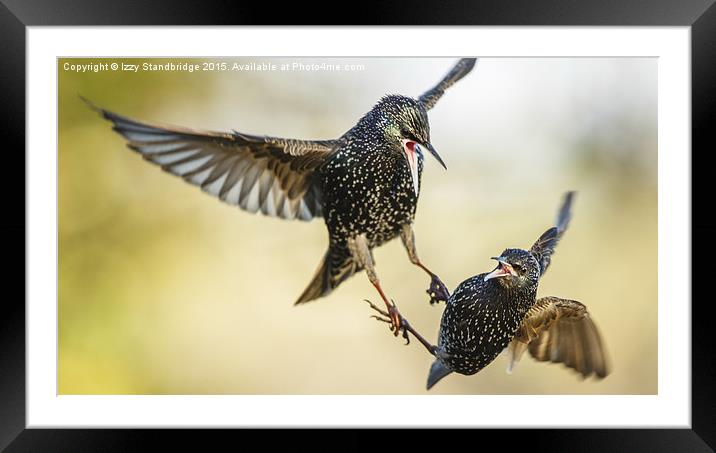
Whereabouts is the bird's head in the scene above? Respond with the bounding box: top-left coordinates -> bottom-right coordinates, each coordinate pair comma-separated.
483,248 -> 541,289
372,95 -> 446,196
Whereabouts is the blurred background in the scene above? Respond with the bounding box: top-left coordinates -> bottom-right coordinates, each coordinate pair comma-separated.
58,57 -> 656,395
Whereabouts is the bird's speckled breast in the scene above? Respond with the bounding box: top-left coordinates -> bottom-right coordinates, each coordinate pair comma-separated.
319,145 -> 423,249
437,275 -> 536,376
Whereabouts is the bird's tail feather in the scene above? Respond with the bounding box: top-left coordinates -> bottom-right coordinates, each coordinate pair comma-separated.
427,359 -> 453,390
294,246 -> 361,305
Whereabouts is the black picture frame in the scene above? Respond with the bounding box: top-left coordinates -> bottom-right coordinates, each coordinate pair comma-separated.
3,1 -> 713,450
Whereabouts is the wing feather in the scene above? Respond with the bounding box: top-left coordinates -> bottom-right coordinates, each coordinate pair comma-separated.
530,191 -> 575,275
418,58 -> 478,110
506,296 -> 610,379
85,97 -> 340,221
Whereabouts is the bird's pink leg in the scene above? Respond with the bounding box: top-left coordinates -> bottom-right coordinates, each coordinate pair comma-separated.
369,281 -> 404,336
348,234 -> 403,335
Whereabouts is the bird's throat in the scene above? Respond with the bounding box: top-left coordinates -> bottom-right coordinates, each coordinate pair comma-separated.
402,140 -> 420,196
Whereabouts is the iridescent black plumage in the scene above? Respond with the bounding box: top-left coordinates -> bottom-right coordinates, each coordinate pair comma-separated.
367,191 -> 609,388
432,258 -> 537,377
309,96 -> 428,299
86,58 -> 478,331
427,192 -> 580,388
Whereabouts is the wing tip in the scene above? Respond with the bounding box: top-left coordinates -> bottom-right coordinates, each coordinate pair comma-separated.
80,95 -> 128,127
79,94 -> 107,117
557,191 -> 576,232
460,57 -> 478,72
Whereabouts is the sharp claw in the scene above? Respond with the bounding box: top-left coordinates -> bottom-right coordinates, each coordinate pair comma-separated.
364,299 -> 389,318
365,299 -> 402,335
370,314 -> 391,324
387,301 -> 403,336
402,328 -> 410,345
365,298 -> 412,341
427,275 -> 450,305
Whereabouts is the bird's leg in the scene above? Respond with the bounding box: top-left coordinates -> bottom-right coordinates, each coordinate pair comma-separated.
364,300 -> 437,356
400,224 -> 450,305
348,235 -> 403,336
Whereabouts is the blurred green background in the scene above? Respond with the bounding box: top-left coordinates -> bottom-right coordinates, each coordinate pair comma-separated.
59,57 -> 656,394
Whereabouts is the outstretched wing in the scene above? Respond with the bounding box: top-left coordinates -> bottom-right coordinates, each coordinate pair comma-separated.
86,98 -> 341,221
530,191 -> 575,275
506,296 -> 609,379
418,58 -> 478,110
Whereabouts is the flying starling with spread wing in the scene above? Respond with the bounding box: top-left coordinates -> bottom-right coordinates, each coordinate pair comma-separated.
86,58 -> 478,333
367,191 -> 610,388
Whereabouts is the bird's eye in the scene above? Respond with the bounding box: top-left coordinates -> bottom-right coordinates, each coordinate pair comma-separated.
401,128 -> 417,141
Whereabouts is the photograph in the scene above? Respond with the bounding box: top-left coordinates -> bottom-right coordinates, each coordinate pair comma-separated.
58,56 -> 657,395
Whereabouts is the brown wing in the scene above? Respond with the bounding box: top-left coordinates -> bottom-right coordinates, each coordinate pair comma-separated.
418,58 -> 478,110
506,296 -> 610,379
86,98 -> 340,221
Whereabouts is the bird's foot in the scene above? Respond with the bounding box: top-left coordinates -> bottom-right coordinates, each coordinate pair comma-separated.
364,299 -> 411,345
426,274 -> 450,305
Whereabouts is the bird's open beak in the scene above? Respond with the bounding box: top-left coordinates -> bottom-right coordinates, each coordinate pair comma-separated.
402,139 -> 421,196
484,257 -> 517,282
402,140 -> 446,197
423,142 -> 447,170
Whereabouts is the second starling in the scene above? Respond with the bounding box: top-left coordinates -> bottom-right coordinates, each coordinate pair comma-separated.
367,191 -> 610,389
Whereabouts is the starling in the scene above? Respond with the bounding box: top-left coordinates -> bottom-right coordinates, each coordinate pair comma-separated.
85,58 -> 478,333
367,191 -> 610,389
